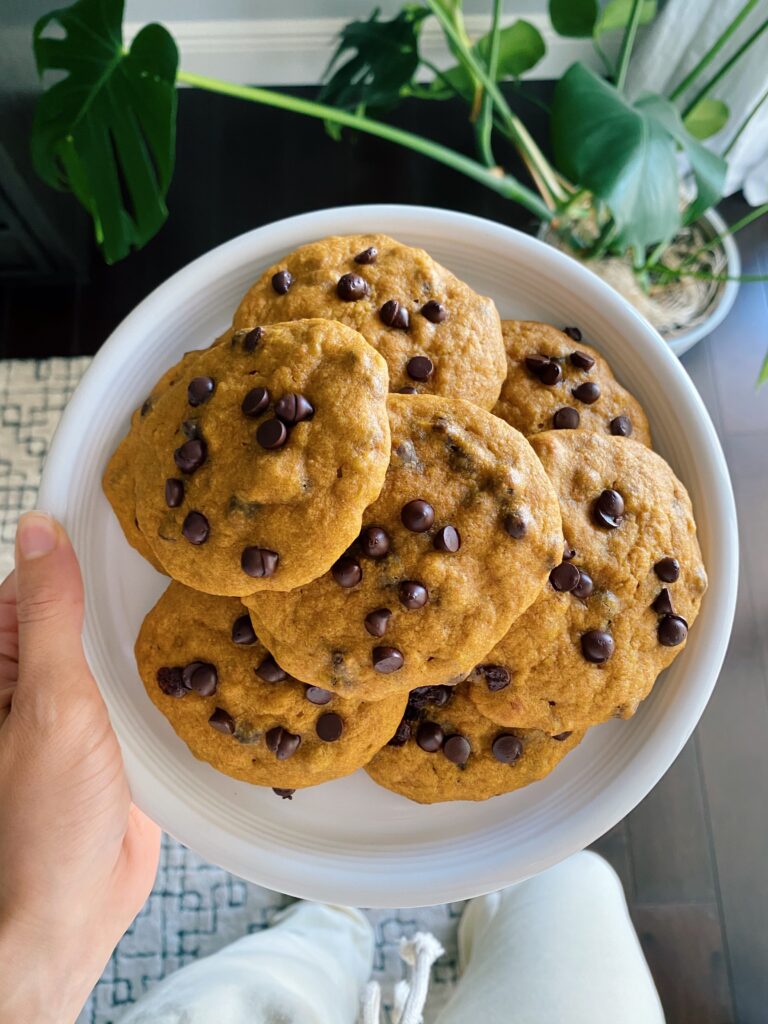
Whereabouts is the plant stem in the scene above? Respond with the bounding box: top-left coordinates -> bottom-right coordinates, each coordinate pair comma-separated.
723,83 -> 768,157
758,349 -> 768,387
680,201 -> 768,266
176,70 -> 553,221
682,17 -> 768,117
592,37 -> 615,79
655,268 -> 768,283
615,0 -> 645,92
669,0 -> 760,101
476,0 -> 502,168
425,0 -> 569,204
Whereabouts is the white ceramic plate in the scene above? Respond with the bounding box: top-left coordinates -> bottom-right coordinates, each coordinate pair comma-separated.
39,205 -> 738,908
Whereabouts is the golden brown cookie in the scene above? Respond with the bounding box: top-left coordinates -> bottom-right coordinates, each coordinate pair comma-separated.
233,234 -> 505,409
134,319 -> 391,596
468,431 -> 707,733
493,321 -> 651,444
244,394 -> 563,700
136,583 -> 407,790
366,683 -> 582,803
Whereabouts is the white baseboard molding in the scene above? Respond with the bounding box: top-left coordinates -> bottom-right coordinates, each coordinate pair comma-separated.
124,14 -> 598,87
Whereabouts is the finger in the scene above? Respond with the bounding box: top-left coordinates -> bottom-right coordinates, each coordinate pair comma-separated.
14,512 -> 90,699
0,571 -> 19,686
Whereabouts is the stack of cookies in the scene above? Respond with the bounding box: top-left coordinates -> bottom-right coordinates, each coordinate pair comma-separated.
104,234 -> 707,804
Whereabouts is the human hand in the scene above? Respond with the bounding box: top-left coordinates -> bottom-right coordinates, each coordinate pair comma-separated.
0,512 -> 161,1023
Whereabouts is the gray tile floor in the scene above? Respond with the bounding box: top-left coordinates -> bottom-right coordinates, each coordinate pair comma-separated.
590,202 -> 768,1023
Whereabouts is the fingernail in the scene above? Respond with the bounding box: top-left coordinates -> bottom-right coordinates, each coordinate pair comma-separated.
17,511 -> 59,560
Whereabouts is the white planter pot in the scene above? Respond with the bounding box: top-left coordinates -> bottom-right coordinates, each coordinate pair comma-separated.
538,208 -> 741,358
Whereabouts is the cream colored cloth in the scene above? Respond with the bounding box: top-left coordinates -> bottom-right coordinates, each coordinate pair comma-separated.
117,902 -> 374,1024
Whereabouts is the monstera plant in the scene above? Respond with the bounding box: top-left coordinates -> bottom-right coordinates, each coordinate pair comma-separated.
30,0 -> 768,375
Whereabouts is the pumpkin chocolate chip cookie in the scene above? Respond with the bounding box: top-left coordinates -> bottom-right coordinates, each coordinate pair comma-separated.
232,234 -> 506,409
365,683 -> 583,803
468,431 -> 707,733
244,393 -> 563,700
133,319 -> 391,595
492,321 -> 651,444
136,583 -> 407,790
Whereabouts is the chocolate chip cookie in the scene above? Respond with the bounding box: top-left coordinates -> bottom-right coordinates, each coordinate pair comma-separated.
468,431 -> 707,733
136,582 -> 407,789
133,319 -> 391,595
493,321 -> 651,444
244,394 -> 563,700
365,683 -> 583,803
232,234 -> 506,409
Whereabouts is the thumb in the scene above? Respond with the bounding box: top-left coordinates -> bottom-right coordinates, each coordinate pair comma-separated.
14,512 -> 89,698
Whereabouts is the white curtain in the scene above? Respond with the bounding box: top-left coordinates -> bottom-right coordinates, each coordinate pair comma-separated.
626,0 -> 768,204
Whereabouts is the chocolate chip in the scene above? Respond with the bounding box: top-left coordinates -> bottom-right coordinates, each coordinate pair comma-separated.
380,300 -> 409,330
409,685 -> 453,709
359,525 -> 390,559
209,708 -> 235,734
653,588 -> 674,615
572,569 -> 594,599
658,614 -> 688,647
553,407 -> 580,430
275,393 -> 314,425
388,719 -> 411,747
433,525 -> 461,552
563,541 -> 576,560
141,398 -> 152,417
443,734 -> 471,765
165,478 -> 184,508
476,664 -> 510,692
570,349 -> 595,370
241,547 -> 279,578
337,273 -> 370,301
573,381 -> 601,404
552,731 -> 572,741
581,630 -> 615,663
399,580 -> 428,609
549,561 -> 580,592
406,355 -> 434,381
563,326 -> 582,342
272,787 -> 295,799
372,646 -> 404,673
354,246 -> 377,264
174,439 -> 206,474
187,662 -> 218,696
243,326 -> 264,352
401,499 -> 434,532
255,655 -> 287,683
156,666 -> 186,698
610,415 -> 632,437
271,270 -> 293,294
232,614 -> 256,645
398,386 -> 418,394
257,418 -> 288,450
416,721 -> 444,753
332,556 -> 362,588
182,511 -> 209,545
181,661 -> 204,689
421,300 -> 447,323
593,489 -> 625,529
492,734 -> 523,764
364,608 -> 391,637
525,354 -> 549,374
242,386 -> 270,417
181,419 -> 201,440
265,726 -> 301,759
316,712 -> 343,742
654,557 -> 680,582
187,376 -> 215,407
503,512 -> 527,539
306,686 -> 333,705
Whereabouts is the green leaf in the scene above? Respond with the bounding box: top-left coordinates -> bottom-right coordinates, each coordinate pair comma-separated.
684,97 -> 730,139
431,19 -> 546,99
551,63 -> 679,257
636,93 -> 726,222
594,0 -> 657,37
318,6 -> 429,114
549,0 -> 598,38
32,0 -> 178,264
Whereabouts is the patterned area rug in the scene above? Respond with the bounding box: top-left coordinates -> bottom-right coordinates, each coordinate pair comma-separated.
0,358 -> 461,1024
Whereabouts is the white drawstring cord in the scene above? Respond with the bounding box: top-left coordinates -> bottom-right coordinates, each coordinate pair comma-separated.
360,930 -> 443,1024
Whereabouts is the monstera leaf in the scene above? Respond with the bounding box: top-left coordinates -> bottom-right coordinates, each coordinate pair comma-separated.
32,0 -> 179,263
